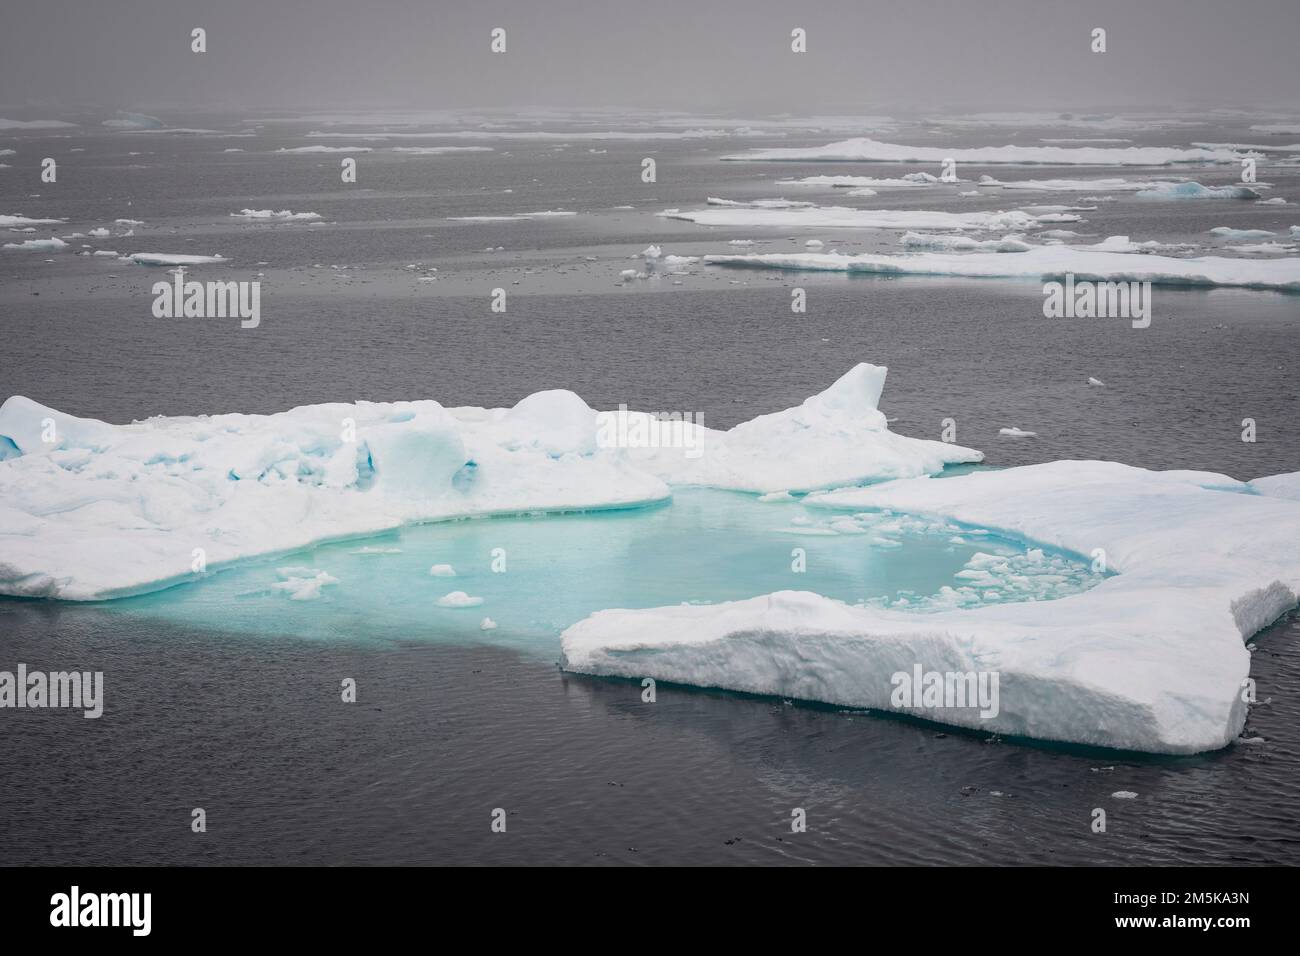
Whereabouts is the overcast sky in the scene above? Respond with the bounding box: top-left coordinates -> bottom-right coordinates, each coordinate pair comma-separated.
2,0 -> 1297,116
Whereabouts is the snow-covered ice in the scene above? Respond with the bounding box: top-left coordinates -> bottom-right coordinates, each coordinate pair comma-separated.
562,461 -> 1300,754
701,245 -> 1300,291
0,365 -> 978,600
126,252 -> 228,266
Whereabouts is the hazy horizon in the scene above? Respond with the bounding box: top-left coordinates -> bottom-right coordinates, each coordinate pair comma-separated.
2,0 -> 1298,117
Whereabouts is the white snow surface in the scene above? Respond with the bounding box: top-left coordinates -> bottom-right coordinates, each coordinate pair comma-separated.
0,365 -> 978,600
562,461 -> 1300,754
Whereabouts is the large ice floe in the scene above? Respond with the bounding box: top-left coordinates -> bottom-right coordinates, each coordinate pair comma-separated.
702,245 -> 1300,291
0,364 -> 978,601
722,138 -> 1250,166
562,461 -> 1300,754
661,205 -> 1042,231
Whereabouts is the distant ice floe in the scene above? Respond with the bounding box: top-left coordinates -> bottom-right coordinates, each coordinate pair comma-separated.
701,246 -> 1300,290
1,214 -> 64,226
230,209 -> 323,222
706,197 -> 815,209
1210,227 -> 1278,240
390,146 -> 494,154
102,112 -> 165,130
2,237 -> 67,252
724,137 -> 1250,166
776,173 -> 940,189
276,145 -> 373,153
125,252 -> 228,265
998,427 -> 1036,438
1250,123 -> 1300,135
562,460 -> 1300,754
0,364 -> 978,601
1134,182 -> 1261,200
978,176 -> 1152,192
661,204 -> 1042,231
0,118 -> 76,130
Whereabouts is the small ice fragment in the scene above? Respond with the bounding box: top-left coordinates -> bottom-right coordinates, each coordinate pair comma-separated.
437,590 -> 484,608
429,564 -> 456,576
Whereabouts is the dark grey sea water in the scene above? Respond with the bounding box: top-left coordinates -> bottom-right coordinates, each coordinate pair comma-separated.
2,114 -> 1299,864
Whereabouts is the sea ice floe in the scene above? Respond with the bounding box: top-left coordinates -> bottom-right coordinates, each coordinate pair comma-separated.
230,209 -> 323,222
901,232 -> 1031,253
724,138 -> 1250,166
0,214 -> 64,227
126,252 -> 228,266
275,145 -> 373,153
1134,182 -> 1262,200
701,245 -> 1300,291
436,591 -> 484,608
1210,227 -> 1278,240
0,364 -> 977,600
562,461 -> 1300,754
662,205 -> 1040,232
2,237 -> 67,252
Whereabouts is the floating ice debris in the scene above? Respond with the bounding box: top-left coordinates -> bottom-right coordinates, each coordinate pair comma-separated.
1257,197 -> 1288,205
437,591 -> 484,608
999,427 -> 1036,438
805,239 -> 824,248
126,252 -> 227,265
1111,791 -> 1139,800
271,567 -> 338,601
87,227 -> 110,237
1228,242 -> 1296,254
1250,123 -> 1300,135
619,268 -> 638,280
701,245 -> 1300,291
480,617 -> 498,630
1088,377 -> 1106,387
230,209 -> 323,222
350,546 -> 401,555
429,564 -> 456,577
641,244 -> 662,259
727,138 -> 1249,166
